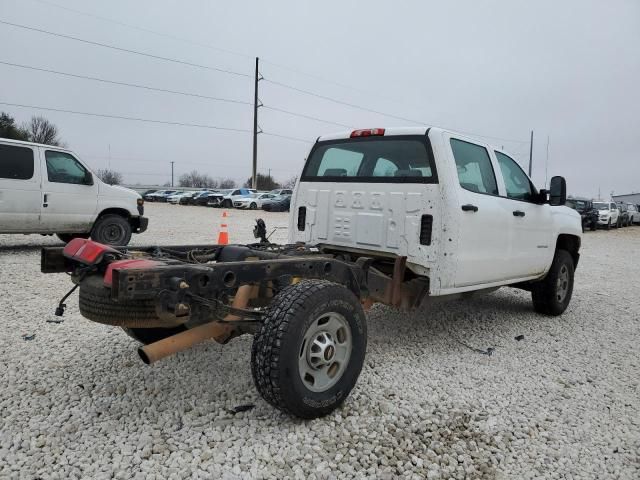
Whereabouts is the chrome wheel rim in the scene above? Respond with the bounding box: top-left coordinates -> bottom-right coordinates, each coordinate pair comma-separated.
298,312 -> 352,392
556,265 -> 569,303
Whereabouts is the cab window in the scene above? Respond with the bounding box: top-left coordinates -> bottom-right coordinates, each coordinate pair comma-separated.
495,151 -> 534,201
450,139 -> 498,195
0,144 -> 34,180
45,151 -> 92,185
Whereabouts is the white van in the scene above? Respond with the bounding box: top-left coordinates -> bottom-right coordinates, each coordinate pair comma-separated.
0,138 -> 147,245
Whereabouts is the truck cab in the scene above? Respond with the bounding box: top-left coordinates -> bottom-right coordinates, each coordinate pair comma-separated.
0,138 -> 147,245
290,127 -> 581,296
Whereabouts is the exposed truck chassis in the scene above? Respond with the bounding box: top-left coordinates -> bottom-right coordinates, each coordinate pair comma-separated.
41,221 -> 434,418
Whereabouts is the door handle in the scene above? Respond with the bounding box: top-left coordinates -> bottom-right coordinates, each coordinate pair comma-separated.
43,193 -> 49,208
461,204 -> 478,212
513,210 -> 525,217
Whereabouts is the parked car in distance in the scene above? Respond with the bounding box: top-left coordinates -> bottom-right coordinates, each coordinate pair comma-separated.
268,188 -> 293,196
141,189 -> 158,197
209,188 -> 256,208
627,203 -> 640,225
616,203 -> 630,227
566,198 -> 598,232
594,201 -> 619,229
144,190 -> 177,202
190,190 -> 217,206
234,192 -> 277,209
262,194 -> 292,212
0,138 -> 147,245
167,191 -> 195,204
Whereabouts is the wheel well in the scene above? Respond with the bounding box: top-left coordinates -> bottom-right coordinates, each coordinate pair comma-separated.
97,208 -> 130,220
556,234 -> 580,267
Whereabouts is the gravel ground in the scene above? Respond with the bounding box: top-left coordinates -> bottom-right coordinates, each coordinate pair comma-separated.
0,203 -> 638,479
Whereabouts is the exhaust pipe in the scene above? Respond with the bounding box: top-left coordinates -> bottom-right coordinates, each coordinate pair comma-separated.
138,285 -> 256,364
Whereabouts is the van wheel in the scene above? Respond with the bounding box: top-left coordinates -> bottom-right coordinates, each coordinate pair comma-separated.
531,249 -> 574,316
56,233 -> 89,243
91,214 -> 132,245
251,280 -> 367,419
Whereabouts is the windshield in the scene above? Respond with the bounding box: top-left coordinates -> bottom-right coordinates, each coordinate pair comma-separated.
301,136 -> 435,183
593,202 -> 608,210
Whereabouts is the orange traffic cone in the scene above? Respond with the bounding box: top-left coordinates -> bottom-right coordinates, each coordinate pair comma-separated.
217,211 -> 229,244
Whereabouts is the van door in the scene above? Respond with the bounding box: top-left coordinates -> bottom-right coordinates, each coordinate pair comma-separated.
493,151 -> 553,277
448,137 -> 511,287
39,149 -> 98,233
0,142 -> 41,232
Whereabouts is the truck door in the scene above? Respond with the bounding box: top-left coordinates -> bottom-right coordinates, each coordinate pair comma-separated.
0,142 -> 41,232
40,149 -> 98,233
448,137 -> 511,287
493,151 -> 553,277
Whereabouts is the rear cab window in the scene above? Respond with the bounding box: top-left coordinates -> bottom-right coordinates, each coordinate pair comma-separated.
0,144 -> 35,180
301,136 -> 436,183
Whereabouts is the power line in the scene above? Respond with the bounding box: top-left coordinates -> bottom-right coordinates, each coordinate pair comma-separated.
0,20 -> 251,78
261,131 -> 312,144
263,78 -> 529,144
29,0 -> 255,61
0,60 -> 252,106
263,105 -> 352,128
0,101 -> 250,132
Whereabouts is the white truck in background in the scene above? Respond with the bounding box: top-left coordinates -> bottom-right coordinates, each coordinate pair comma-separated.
0,138 -> 147,245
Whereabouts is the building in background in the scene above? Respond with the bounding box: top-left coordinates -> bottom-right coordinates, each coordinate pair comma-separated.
612,193 -> 640,205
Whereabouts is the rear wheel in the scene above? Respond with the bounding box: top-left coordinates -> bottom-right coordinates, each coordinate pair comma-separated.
531,249 -> 575,316
91,214 -> 132,245
251,280 -> 367,419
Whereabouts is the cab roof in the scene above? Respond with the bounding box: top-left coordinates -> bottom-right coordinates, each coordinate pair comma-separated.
0,137 -> 73,152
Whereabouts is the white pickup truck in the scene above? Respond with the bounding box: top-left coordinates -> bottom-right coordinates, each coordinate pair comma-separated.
42,126 -> 581,419
0,138 -> 147,245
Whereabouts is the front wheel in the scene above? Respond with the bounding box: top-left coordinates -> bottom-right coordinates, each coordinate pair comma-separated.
531,249 -> 575,316
251,280 -> 367,419
91,214 -> 132,245
250,202 -> 257,210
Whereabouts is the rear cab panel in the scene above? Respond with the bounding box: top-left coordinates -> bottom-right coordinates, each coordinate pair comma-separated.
289,128 -> 445,282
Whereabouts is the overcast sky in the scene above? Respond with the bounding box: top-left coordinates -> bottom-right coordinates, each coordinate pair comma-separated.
1,0 -> 638,197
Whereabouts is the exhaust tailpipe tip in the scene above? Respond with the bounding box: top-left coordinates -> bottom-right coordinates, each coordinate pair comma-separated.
138,347 -> 152,365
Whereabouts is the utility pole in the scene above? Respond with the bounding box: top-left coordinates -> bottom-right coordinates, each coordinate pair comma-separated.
170,161 -> 174,187
252,57 -> 261,190
528,130 -> 534,177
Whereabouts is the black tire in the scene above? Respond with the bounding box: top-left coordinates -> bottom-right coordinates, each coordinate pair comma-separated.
606,219 -> 611,230
223,199 -> 232,208
91,214 -> 132,246
251,280 -> 367,419
79,275 -> 161,327
250,202 -> 257,210
590,221 -> 596,231
56,233 -> 89,243
531,249 -> 575,316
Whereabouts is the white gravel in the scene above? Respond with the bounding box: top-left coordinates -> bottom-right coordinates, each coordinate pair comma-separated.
0,203 -> 638,479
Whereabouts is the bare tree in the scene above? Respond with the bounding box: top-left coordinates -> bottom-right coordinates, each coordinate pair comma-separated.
243,173 -> 280,191
26,116 -> 63,146
219,178 -> 237,189
178,170 -> 218,188
96,169 -> 123,185
282,175 -> 298,189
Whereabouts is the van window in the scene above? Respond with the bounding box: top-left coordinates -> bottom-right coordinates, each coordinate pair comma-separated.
450,139 -> 498,195
495,151 -> 534,201
301,136 -> 435,183
0,144 -> 34,180
45,151 -> 91,185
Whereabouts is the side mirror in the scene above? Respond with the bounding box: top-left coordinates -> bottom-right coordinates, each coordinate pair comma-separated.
84,171 -> 94,186
549,176 -> 566,206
